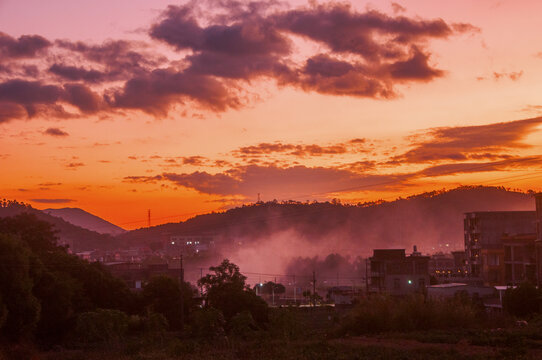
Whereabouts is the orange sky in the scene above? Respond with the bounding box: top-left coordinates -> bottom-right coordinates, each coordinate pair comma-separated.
1,0 -> 541,229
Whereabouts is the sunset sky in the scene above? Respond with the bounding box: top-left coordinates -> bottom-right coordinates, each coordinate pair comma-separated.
1,0 -> 541,229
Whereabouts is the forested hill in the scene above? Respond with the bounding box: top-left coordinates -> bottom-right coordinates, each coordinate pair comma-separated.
117,186 -> 536,254
0,200 -> 118,252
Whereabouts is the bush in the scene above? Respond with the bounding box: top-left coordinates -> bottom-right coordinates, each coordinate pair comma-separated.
229,311 -> 258,339
503,282 -> 542,318
191,307 -> 226,340
340,294 -> 480,335
74,309 -> 129,344
268,307 -> 304,340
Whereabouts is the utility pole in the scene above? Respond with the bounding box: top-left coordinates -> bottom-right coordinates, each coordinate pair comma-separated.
312,270 -> 316,307
147,209 -> 151,227
293,274 -> 296,304
199,267 -> 203,297
180,253 -> 184,331
272,277 -> 276,306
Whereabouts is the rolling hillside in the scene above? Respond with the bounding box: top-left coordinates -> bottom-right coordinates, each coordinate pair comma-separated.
44,207 -> 126,236
117,186 -> 537,256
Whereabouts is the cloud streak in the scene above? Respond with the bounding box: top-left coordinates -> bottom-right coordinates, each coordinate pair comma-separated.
393,117 -> 542,164
44,127 -> 69,137
29,198 -> 75,204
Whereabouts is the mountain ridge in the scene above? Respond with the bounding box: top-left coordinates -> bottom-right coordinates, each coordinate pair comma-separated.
43,207 -> 126,236
117,186 -> 537,255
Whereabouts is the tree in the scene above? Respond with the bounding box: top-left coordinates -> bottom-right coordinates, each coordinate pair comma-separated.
0,213 -> 59,254
198,259 -> 268,324
0,234 -> 41,340
142,275 -> 195,330
0,214 -> 138,344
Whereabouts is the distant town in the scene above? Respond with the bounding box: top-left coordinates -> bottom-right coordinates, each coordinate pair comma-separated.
53,191 -> 542,312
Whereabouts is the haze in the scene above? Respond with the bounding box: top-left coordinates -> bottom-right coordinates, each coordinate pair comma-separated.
1,0 -> 542,230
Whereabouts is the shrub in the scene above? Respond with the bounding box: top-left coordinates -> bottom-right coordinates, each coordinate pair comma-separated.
191,307 -> 226,340
340,294 -> 480,335
503,282 -> 542,318
229,311 -> 258,339
74,309 -> 129,344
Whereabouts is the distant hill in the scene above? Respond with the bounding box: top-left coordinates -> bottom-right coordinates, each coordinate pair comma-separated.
0,200 -> 118,252
43,207 -> 126,236
117,186 -> 537,257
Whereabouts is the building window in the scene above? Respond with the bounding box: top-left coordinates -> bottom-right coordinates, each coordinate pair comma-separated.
488,254 -> 500,266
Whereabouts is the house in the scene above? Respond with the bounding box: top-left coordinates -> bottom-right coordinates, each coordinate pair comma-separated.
367,246 -> 430,295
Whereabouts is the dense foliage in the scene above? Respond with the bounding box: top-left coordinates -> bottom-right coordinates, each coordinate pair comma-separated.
503,282 -> 542,318
340,293 -> 483,335
198,259 -> 269,324
0,214 -> 135,344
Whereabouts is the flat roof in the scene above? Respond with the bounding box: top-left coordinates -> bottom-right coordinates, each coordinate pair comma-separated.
428,283 -> 467,288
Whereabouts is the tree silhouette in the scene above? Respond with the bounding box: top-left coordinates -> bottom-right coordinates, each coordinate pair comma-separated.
199,259 -> 268,324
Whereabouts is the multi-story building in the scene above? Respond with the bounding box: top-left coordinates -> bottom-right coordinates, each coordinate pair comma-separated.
464,211 -> 536,283
368,246 -> 430,295
502,233 -> 537,285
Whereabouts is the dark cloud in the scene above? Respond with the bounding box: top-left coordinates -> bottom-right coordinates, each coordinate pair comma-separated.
125,164 -> 408,198
146,1 -> 473,102
38,182 -> 62,186
0,32 -> 51,59
125,154 -> 542,199
108,68 -> 239,115
55,39 -> 163,76
387,46 -> 443,80
273,3 -> 464,60
0,2 -> 478,120
0,102 -> 27,123
49,64 -> 106,83
233,139 -> 368,158
0,79 -> 105,121
150,4 -> 290,55
417,156 -> 542,177
29,198 -> 75,204
63,83 -> 104,113
123,175 -> 163,184
44,127 -> 69,137
66,162 -> 85,169
182,156 -> 208,166
287,54 -> 394,98
393,117 -> 542,164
